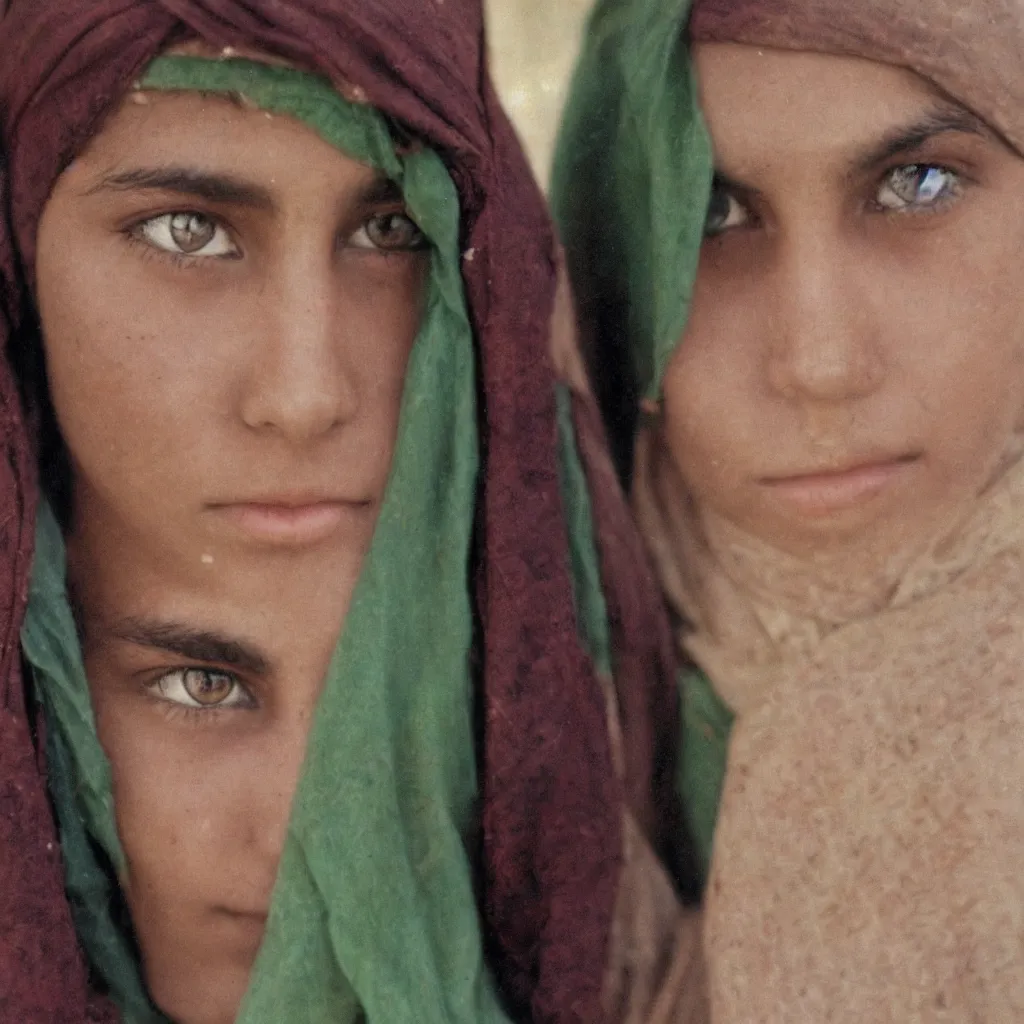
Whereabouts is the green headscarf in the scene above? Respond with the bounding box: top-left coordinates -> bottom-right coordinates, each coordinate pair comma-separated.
551,0 -> 711,408
551,0 -> 732,882
23,55 -> 611,1022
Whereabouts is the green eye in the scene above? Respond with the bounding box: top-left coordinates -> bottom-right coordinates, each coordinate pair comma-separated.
168,213 -> 217,253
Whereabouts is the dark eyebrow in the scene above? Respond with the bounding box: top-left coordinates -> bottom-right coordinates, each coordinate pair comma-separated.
107,617 -> 271,677
851,102 -> 995,175
85,166 -> 403,210
359,176 -> 404,206
85,167 -> 277,209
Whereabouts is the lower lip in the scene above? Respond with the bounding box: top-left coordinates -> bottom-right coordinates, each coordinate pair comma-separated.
762,458 -> 917,516
213,502 -> 355,545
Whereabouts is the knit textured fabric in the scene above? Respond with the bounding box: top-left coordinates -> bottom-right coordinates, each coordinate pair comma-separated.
556,0 -> 1024,1020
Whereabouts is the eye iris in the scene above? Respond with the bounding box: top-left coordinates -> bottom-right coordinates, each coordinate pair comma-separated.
890,165 -> 948,204
366,213 -> 422,250
182,669 -> 233,706
169,213 -> 216,253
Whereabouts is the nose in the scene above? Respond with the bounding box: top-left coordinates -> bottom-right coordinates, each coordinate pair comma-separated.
239,255 -> 358,443
766,231 -> 884,404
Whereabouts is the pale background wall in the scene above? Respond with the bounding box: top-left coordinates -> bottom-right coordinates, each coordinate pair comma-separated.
484,0 -> 594,187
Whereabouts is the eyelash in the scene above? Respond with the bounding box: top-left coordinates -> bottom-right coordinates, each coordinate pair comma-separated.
122,206 -> 427,269
704,161 -> 969,238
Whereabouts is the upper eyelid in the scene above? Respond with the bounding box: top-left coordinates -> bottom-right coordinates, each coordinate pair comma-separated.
128,208 -> 422,248
876,164 -> 962,195
148,665 -> 241,686
133,658 -> 243,684
342,204 -> 422,239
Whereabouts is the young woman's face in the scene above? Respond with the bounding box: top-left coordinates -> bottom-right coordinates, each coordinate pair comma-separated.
36,88 -> 427,1022
663,44 -> 1024,560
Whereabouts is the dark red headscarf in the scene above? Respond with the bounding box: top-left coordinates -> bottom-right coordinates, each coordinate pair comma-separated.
0,2 -> 682,1022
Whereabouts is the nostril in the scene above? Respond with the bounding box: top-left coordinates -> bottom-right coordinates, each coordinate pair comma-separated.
239,374 -> 357,440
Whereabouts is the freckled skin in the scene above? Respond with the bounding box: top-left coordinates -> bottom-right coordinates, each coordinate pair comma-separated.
662,44 -> 1024,568
36,88 -> 426,1024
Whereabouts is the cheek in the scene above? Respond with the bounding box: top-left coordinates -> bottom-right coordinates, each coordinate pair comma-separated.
345,258 -> 424,382
92,696 -> 235,887
37,244 -> 220,485
91,690 -> 270,1023
660,324 -> 759,502
339,259 -> 425,455
923,338 -> 1024,486
898,259 -> 1024,467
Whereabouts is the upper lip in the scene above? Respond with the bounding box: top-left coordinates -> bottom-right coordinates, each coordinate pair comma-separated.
208,494 -> 369,508
761,452 -> 920,483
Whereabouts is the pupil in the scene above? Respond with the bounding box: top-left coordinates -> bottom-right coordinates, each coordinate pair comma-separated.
183,669 -> 230,705
378,215 -> 400,239
891,165 -> 946,204
170,213 -> 214,253
367,212 -> 422,249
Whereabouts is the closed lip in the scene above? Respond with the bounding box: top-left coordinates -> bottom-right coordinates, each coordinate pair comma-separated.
761,452 -> 920,484
759,453 -> 920,515
220,907 -> 269,924
207,496 -> 371,545
216,908 -> 269,950
209,492 -> 369,508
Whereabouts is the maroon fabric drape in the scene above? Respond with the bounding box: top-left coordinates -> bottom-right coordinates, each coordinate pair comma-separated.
0,2 -> 681,1021
689,0 -> 1024,153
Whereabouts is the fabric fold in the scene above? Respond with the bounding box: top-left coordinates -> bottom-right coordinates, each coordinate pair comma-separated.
3,2 -> 683,1020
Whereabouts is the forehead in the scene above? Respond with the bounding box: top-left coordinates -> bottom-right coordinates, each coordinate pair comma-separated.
693,43 -> 942,168
68,88 -> 378,193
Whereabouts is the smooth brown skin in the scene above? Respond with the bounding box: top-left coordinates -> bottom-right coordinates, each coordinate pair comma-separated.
36,90 -> 427,1024
663,44 -> 1024,570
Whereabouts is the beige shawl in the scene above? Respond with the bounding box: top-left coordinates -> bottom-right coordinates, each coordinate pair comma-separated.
636,420 -> 1024,1023
623,4 -> 1024,1019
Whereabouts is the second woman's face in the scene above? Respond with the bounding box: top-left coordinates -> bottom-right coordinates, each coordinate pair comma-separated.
36,87 -> 428,1022
663,44 -> 1024,560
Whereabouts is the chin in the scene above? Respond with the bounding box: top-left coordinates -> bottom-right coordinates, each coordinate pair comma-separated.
147,963 -> 251,1024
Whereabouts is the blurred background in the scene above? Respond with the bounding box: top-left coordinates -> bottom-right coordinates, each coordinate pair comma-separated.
484,0 -> 593,188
